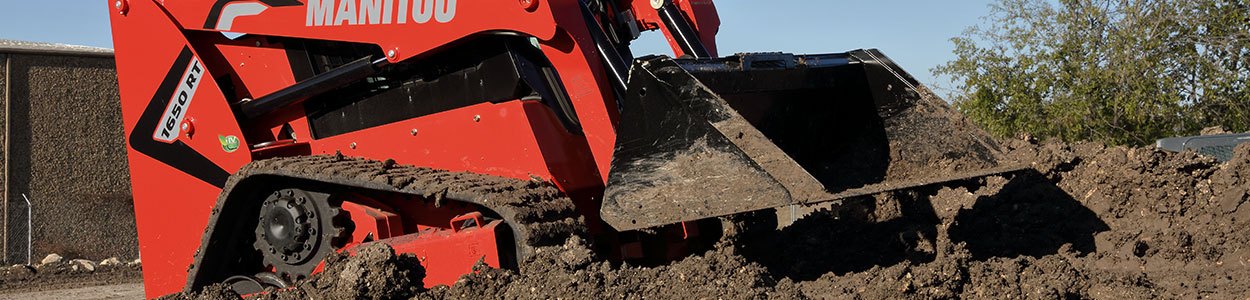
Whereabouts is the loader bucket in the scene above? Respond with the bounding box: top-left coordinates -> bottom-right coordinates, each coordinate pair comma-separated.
602,50 -> 1023,231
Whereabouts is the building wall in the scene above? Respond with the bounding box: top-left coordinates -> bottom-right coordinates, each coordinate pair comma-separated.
1,52 -> 136,263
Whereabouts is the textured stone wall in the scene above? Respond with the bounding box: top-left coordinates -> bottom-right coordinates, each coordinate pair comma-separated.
1,53 -> 136,263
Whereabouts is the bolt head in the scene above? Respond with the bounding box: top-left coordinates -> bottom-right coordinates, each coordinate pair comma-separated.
115,0 -> 129,15
519,0 -> 539,11
387,49 -> 396,58
650,0 -> 666,9
180,123 -> 189,131
473,115 -> 481,122
410,128 -> 419,135
349,142 -> 358,149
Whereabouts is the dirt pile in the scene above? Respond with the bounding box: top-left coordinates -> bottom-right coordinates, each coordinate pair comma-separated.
772,140 -> 1250,299
174,139 -> 1250,299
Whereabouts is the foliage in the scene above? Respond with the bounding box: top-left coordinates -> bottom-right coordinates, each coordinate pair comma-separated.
934,0 -> 1250,145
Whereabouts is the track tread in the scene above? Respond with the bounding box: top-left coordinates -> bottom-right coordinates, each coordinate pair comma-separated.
236,154 -> 585,251
187,154 -> 585,290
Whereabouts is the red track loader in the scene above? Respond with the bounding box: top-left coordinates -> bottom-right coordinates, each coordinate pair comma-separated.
108,0 -> 1016,297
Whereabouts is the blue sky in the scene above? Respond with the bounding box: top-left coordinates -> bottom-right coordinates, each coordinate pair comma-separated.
0,1 -> 991,90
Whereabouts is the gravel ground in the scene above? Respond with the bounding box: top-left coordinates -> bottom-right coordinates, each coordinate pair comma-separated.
0,282 -> 143,300
0,255 -> 142,296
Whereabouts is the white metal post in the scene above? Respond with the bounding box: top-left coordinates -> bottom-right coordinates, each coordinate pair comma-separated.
21,193 -> 30,265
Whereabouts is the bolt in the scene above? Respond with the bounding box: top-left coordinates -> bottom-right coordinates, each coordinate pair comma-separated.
269,247 -> 275,254
473,115 -> 481,122
519,0 -> 539,11
650,0 -> 666,9
255,41 -> 262,47
410,128 -> 419,136
387,49 -> 397,59
115,0 -> 129,15
349,142 -> 358,149
293,253 -> 301,260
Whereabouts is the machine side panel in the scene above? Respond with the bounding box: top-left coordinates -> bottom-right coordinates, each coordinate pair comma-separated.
159,0 -> 626,185
109,0 -> 253,297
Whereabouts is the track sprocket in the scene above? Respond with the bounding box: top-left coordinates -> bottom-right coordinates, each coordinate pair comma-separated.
252,188 -> 351,281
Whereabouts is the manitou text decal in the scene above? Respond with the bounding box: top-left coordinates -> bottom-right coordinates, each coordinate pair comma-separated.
153,57 -> 203,143
307,0 -> 457,26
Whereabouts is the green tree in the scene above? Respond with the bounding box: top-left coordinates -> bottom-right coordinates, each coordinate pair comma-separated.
935,0 -> 1250,146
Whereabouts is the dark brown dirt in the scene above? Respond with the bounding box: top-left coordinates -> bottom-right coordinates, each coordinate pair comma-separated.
167,139 -> 1250,299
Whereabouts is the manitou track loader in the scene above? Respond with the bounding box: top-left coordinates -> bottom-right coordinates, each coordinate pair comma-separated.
108,0 -> 1016,297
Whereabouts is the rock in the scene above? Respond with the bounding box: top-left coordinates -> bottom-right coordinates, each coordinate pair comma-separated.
69,259 -> 97,272
1202,126 -> 1228,135
558,237 -> 594,270
2,264 -> 35,278
99,257 -> 122,267
40,253 -> 63,265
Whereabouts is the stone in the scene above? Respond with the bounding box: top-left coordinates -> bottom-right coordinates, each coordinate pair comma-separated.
1201,126 -> 1228,135
99,257 -> 122,267
70,259 -> 97,272
40,253 -> 63,265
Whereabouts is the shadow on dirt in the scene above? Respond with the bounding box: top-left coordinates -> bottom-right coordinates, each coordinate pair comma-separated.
950,171 -> 1110,260
732,170 -> 1109,281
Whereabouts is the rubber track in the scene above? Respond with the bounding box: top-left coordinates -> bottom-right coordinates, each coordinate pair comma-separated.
188,154 -> 585,288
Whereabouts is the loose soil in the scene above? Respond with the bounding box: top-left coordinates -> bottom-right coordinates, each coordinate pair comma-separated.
162,137 -> 1250,299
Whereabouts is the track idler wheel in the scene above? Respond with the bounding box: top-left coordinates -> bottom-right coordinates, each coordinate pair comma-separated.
223,272 -> 290,295
253,188 -> 350,281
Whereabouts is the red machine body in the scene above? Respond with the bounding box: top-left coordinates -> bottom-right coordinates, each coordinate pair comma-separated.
109,0 -> 720,296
